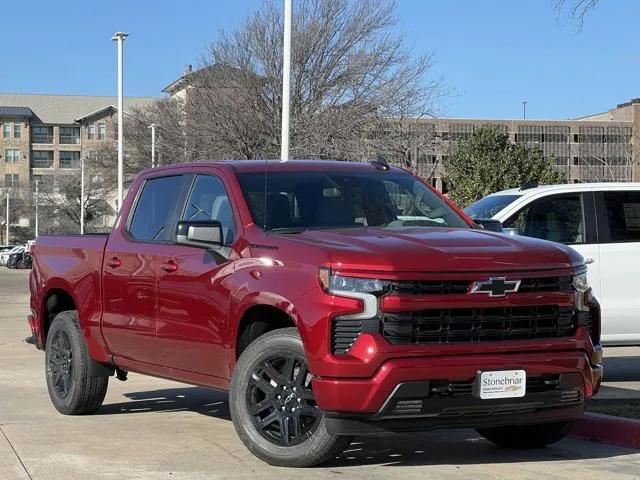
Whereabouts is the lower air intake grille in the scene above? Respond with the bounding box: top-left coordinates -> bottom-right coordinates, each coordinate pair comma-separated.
331,318 -> 363,354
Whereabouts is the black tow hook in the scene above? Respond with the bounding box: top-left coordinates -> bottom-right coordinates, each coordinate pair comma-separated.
115,367 -> 128,381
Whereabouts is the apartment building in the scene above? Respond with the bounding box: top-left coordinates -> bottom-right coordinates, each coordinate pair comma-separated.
407,99 -> 640,192
0,93 -> 154,193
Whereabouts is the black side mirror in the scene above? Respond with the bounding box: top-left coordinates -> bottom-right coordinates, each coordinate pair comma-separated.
176,220 -> 223,248
474,218 -> 503,233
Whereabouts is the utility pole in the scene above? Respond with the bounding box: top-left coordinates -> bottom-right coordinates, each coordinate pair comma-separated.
280,0 -> 292,162
34,179 -> 39,238
112,31 -> 129,210
80,157 -> 85,235
522,100 -> 527,120
148,123 -> 156,168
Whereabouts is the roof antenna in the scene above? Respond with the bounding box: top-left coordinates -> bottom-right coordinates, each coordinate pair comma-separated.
370,154 -> 390,171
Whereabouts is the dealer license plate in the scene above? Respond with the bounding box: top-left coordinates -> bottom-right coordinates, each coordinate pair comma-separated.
476,370 -> 526,400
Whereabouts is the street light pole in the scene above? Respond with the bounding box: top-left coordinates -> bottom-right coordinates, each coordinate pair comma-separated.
280,0 -> 292,162
80,156 -> 85,235
34,179 -> 39,238
148,123 -> 156,168
112,31 -> 129,211
5,193 -> 8,245
522,100 -> 527,120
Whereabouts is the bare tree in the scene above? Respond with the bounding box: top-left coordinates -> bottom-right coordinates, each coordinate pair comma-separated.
555,0 -> 600,29
197,0 -> 443,161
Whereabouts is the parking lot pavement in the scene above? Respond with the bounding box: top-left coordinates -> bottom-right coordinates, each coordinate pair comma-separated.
2,268 -> 640,480
598,347 -> 640,400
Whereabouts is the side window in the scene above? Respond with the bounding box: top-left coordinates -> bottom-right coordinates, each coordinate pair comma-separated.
602,191 -> 640,243
504,194 -> 585,245
128,175 -> 183,241
182,174 -> 237,245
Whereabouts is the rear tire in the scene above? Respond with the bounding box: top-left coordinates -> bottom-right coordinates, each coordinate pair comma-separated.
476,421 -> 573,449
230,327 -> 352,467
45,310 -> 109,415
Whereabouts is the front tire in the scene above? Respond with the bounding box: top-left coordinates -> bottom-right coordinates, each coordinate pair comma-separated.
45,310 -> 109,415
476,421 -> 573,449
229,327 -> 352,467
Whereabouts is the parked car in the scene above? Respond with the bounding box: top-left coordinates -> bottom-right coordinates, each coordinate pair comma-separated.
0,245 -> 17,253
466,182 -> 640,346
29,160 -> 602,467
11,249 -> 32,269
7,247 -> 26,269
1,246 -> 23,266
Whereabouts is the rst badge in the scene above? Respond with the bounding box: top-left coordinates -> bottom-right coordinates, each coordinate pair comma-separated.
471,277 -> 520,297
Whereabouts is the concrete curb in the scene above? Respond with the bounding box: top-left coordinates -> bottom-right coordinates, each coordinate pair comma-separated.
571,412 -> 640,449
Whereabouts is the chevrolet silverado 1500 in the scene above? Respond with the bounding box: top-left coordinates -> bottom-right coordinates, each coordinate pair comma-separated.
29,160 -> 603,466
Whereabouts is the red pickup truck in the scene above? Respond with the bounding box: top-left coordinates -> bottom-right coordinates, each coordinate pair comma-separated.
28,160 -> 603,467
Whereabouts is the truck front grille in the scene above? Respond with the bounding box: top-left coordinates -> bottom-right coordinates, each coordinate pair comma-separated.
387,276 -> 573,296
382,305 -> 577,345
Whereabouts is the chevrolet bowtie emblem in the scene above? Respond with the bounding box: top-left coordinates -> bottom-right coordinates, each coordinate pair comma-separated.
471,277 -> 521,297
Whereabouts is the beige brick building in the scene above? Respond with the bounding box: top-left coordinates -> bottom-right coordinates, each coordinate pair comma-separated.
409,99 -> 640,192
0,94 -> 153,192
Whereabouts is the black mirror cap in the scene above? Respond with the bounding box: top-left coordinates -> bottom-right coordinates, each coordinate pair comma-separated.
176,220 -> 223,248
474,218 -> 503,233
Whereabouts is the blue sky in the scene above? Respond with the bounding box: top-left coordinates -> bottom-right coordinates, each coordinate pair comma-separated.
1,0 -> 638,120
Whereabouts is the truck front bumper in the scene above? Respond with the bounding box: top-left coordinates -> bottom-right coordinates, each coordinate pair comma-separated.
312,349 -> 602,435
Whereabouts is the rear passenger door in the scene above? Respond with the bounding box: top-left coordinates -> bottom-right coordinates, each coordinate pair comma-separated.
154,173 -> 239,381
102,174 -> 185,364
502,192 -> 601,302
595,190 -> 640,344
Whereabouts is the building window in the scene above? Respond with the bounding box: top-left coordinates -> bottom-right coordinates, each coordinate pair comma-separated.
32,151 -> 54,168
4,174 -> 19,187
98,123 -> 106,140
60,126 -> 81,144
88,123 -> 95,140
60,151 -> 80,169
32,126 -> 53,144
2,123 -> 10,138
4,149 -> 20,163
13,123 -> 21,138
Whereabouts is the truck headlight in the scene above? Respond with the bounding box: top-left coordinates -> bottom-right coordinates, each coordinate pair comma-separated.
318,267 -> 387,320
573,272 -> 589,293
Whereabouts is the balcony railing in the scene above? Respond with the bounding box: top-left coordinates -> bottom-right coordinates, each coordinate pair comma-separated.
59,135 -> 81,145
32,159 -> 54,169
32,134 -> 54,144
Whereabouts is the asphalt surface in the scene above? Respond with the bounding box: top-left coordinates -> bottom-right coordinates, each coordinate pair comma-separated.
1,267 -> 640,479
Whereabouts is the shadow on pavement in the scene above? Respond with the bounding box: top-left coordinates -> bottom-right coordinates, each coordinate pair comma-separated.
100,386 -> 231,420
99,386 -> 638,467
602,355 -> 640,382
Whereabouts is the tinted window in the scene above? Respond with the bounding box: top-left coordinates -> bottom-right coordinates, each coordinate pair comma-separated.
465,194 -> 521,219
602,191 -> 640,243
128,176 -> 183,241
504,194 -> 584,244
237,171 -> 468,230
182,175 -> 237,245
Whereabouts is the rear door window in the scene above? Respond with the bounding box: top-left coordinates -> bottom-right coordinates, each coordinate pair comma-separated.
601,191 -> 640,243
128,175 -> 183,241
503,193 -> 585,244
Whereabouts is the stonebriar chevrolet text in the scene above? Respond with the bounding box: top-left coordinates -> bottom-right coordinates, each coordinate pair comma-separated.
28,160 -> 603,467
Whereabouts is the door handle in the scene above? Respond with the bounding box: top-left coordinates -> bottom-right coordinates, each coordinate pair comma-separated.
161,260 -> 178,273
107,257 -> 122,268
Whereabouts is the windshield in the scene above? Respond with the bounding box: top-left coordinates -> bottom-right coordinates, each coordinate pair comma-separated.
237,171 -> 469,231
465,194 -> 520,219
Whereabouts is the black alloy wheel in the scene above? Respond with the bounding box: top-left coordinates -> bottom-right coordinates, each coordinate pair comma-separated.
247,354 -> 321,446
47,329 -> 74,399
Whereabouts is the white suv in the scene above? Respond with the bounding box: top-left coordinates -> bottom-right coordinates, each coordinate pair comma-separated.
466,183 -> 640,346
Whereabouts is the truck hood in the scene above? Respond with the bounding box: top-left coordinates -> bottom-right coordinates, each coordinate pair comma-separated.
282,227 -> 583,273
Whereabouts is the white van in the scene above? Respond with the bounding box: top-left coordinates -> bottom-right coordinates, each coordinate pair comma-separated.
466,183 -> 640,346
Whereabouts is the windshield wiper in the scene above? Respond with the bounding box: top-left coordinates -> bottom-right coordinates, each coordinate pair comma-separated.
268,227 -> 308,234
